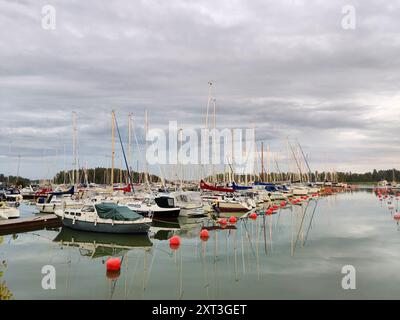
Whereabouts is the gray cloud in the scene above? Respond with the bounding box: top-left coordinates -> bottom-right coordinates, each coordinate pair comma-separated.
1,0 -> 400,179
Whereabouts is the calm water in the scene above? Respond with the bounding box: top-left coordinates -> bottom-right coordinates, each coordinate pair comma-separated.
1,190 -> 400,300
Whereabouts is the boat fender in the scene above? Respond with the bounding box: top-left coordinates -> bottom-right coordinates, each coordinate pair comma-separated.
72,217 -> 76,225
42,205 -> 45,212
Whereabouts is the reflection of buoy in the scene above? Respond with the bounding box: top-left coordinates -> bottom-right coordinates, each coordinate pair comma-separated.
106,270 -> 120,280
106,258 -> 121,272
169,235 -> 181,249
249,212 -> 257,220
229,216 -> 237,224
200,229 -> 209,240
394,213 -> 400,220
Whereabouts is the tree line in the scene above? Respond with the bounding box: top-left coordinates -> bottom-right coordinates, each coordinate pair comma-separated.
1,168 -> 399,187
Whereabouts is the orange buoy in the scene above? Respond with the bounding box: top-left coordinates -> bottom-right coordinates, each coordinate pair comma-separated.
249,212 -> 257,220
169,235 -> 181,250
199,229 -> 209,240
106,258 -> 121,272
229,216 -> 237,224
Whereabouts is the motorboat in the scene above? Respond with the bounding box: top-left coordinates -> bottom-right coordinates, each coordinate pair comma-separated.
0,201 -> 20,219
169,191 -> 205,217
35,186 -> 82,214
125,195 -> 180,218
55,202 -> 152,234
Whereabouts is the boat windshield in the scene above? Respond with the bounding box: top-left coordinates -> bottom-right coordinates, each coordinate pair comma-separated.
82,205 -> 95,212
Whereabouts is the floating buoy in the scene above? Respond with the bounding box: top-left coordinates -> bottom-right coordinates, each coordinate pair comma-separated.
394,213 -> 400,220
199,229 -> 209,240
169,235 -> 181,250
266,209 -> 273,215
280,201 -> 286,207
249,212 -> 257,220
229,216 -> 237,224
219,218 -> 227,226
106,258 -> 121,272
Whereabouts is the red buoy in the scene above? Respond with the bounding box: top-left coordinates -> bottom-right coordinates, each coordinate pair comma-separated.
199,229 -> 209,240
106,258 -> 121,272
394,213 -> 400,220
266,209 -> 273,215
219,218 -> 227,226
280,201 -> 286,207
229,216 -> 237,224
169,235 -> 181,250
249,212 -> 257,220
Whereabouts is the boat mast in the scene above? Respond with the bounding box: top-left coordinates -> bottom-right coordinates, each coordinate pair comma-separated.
267,144 -> 270,183
202,82 -> 213,182
212,97 -> 216,183
128,113 -> 132,184
261,142 -> 264,181
111,110 -> 115,187
72,111 -> 78,186
144,110 -> 150,186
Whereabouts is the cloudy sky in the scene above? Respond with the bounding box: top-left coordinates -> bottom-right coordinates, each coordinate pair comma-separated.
1,0 -> 400,180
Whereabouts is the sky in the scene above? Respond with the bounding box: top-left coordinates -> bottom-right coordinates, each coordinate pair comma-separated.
1,0 -> 400,180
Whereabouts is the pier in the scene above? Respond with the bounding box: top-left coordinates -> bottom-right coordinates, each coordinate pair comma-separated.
0,214 -> 61,235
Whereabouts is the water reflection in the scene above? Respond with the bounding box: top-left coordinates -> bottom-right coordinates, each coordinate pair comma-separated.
53,228 -> 153,258
0,236 -> 13,300
10,191 -> 400,299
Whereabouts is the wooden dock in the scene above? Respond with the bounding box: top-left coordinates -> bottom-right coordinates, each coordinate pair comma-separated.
0,214 -> 62,235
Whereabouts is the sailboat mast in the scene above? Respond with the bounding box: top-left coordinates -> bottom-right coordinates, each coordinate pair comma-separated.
128,113 -> 132,184
144,110 -> 150,185
261,142 -> 264,181
72,111 -> 77,186
212,98 -> 216,183
111,110 -> 115,187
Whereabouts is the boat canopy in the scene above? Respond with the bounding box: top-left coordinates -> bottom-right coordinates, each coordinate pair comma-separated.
95,203 -> 143,221
50,186 -> 74,196
231,182 -> 253,190
155,196 -> 176,208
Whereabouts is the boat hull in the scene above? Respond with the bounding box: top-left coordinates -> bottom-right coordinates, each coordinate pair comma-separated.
135,208 -> 180,218
60,218 -> 151,234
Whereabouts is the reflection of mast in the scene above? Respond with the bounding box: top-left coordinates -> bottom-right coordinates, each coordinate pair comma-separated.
303,199 -> 319,246
233,229 -> 239,282
201,240 -> 210,298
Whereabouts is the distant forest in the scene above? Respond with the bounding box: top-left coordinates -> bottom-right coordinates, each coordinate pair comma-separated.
1,168 -> 400,187
52,167 -> 161,185
0,174 -> 33,187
